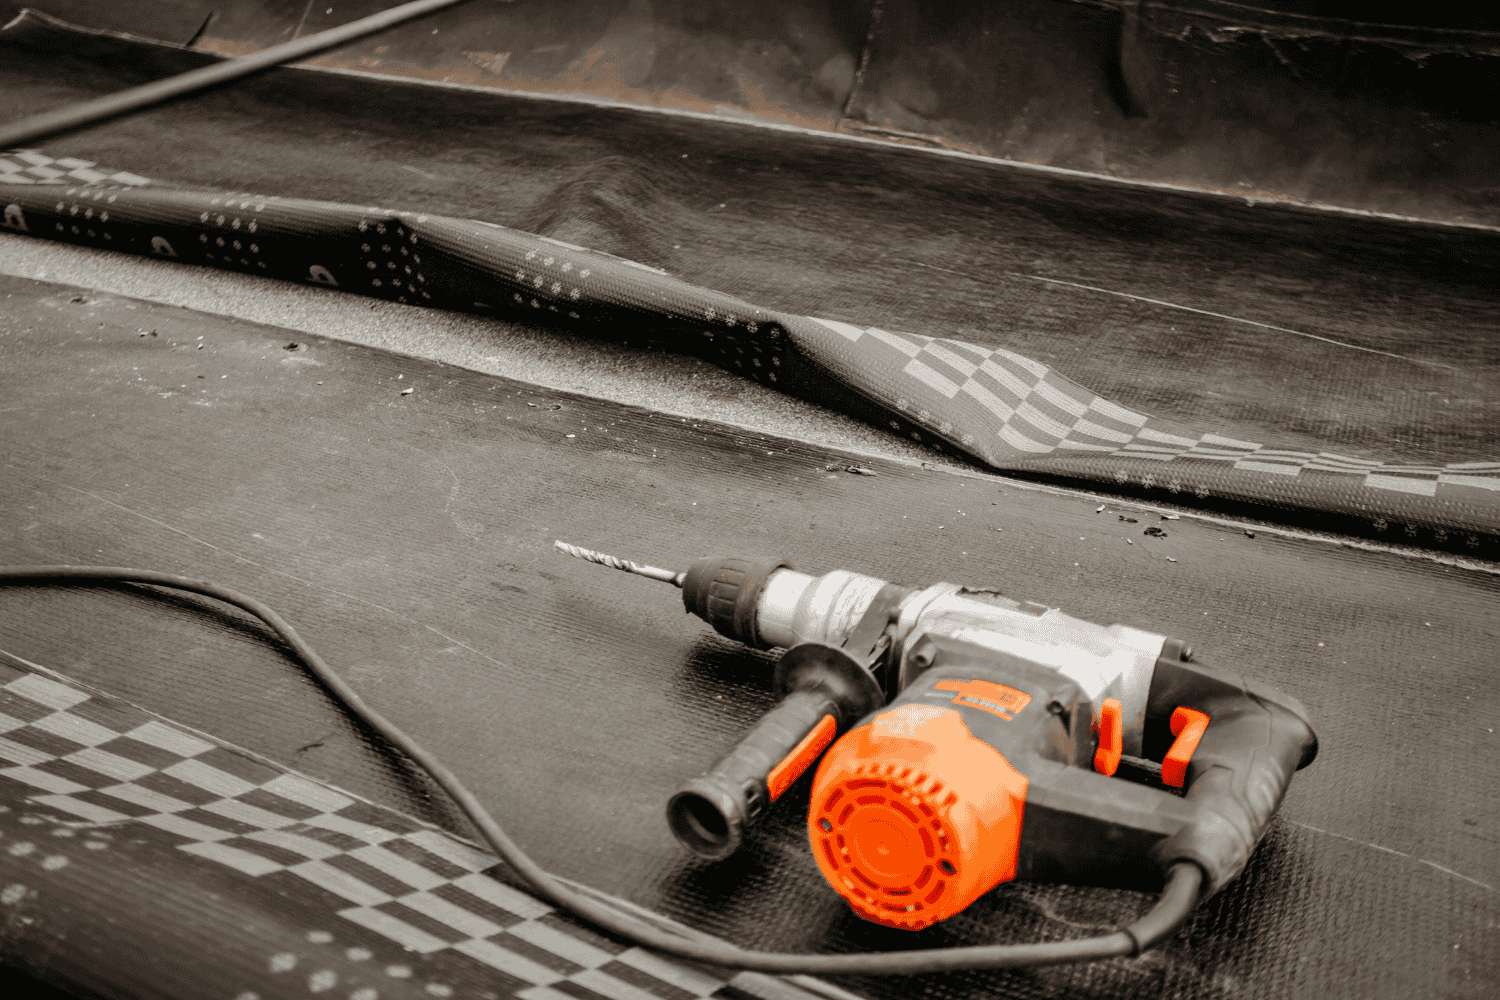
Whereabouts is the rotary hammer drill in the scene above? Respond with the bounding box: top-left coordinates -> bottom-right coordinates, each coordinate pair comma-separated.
557,541 -> 1318,932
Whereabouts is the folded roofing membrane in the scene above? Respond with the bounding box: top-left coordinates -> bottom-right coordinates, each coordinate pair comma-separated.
1,4 -> 1496,558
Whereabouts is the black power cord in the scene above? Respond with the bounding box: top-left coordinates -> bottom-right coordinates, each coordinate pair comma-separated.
0,566 -> 1204,975
0,0 -> 481,149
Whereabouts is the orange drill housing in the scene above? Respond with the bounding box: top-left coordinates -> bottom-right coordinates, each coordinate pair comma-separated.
807,635 -> 1102,930
810,705 -> 1028,930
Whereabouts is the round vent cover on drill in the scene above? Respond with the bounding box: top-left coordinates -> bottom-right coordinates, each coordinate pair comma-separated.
807,704 -> 1028,930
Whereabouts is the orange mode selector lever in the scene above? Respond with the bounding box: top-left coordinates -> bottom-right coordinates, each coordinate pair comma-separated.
1162,707 -> 1210,788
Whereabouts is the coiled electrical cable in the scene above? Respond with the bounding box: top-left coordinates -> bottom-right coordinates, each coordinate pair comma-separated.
0,566 -> 1204,975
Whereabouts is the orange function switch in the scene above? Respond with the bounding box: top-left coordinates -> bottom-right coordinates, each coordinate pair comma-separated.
1162,707 -> 1211,788
1094,698 -> 1123,777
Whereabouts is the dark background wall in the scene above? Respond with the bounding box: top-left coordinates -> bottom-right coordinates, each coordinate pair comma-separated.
5,0 -> 1499,225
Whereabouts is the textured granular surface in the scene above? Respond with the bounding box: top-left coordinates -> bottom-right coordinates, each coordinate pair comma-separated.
1,276 -> 1495,1000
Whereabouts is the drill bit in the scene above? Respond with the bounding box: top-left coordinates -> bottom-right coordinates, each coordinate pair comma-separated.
554,540 -> 686,587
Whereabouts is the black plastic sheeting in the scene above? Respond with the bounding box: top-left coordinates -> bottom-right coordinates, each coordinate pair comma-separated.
3,13 -> 1499,559
1,274 -> 1496,1000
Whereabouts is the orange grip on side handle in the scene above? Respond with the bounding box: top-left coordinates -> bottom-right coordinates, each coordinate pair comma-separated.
1147,656 -> 1319,897
768,713 -> 838,801
1161,706 -> 1210,788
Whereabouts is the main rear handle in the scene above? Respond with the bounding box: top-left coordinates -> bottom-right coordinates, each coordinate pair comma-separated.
1147,655 -> 1318,895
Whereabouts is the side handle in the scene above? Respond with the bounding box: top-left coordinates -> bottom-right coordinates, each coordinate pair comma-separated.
1147,655 -> 1318,895
666,643 -> 883,860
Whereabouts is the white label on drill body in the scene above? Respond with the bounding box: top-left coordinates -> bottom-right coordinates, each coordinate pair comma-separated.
945,627 -> 1110,698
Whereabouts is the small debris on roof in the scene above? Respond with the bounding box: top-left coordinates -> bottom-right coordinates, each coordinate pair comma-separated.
1167,557 -> 1177,562
1118,515 -> 1138,523
284,342 -> 300,350
1162,514 -> 1180,520
1245,530 -> 1256,539
1144,526 -> 1167,537
1096,505 -> 1106,513
400,387 -> 413,395
844,465 -> 877,476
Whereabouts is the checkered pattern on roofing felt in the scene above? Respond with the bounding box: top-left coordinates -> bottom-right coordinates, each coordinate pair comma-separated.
0,657 -> 841,1000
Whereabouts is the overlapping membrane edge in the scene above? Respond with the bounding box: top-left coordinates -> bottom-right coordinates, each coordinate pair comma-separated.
2,147 -> 1496,547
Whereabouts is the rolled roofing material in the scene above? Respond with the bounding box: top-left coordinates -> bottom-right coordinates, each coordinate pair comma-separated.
26,0 -> 1492,225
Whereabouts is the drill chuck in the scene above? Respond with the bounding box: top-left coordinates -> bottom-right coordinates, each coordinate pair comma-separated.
679,555 -> 794,648
679,556 -> 901,651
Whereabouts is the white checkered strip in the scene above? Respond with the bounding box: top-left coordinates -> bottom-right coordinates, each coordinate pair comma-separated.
0,667 -> 825,1000
0,149 -> 150,187
807,318 -> 1500,499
